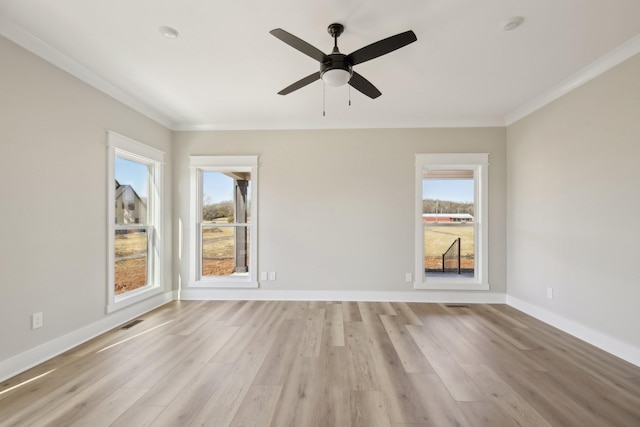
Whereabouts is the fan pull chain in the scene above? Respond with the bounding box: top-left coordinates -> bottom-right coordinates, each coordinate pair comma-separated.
349,85 -> 352,106
323,82 -> 326,117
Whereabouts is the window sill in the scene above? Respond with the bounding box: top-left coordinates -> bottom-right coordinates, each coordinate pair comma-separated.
107,284 -> 163,313
414,279 -> 489,291
188,280 -> 259,289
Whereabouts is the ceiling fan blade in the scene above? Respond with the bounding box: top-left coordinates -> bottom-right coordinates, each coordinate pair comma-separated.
278,72 -> 321,95
347,30 -> 417,65
348,72 -> 381,99
270,28 -> 329,63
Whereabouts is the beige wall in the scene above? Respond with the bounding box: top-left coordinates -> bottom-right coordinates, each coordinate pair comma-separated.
507,53 -> 640,348
0,36 -> 173,364
173,128 -> 507,295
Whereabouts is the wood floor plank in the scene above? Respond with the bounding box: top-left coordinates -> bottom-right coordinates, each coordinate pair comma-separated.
148,362 -> 232,426
324,302 -> 345,346
60,303 -> 179,358
521,326 -> 640,395
408,303 -> 487,366
308,346 -> 352,427
98,317 -> 179,355
270,319 -> 353,427
210,301 -> 276,363
491,367 -> 621,427
446,308 -> 547,373
406,324 -> 484,401
208,300 -> 251,322
66,387 -> 148,427
2,300 -> 640,427
224,300 -> 263,326
459,305 -> 539,351
477,304 -> 530,328
268,351 -> 317,427
188,302 -> 285,427
505,354 -> 640,426
123,318 -> 225,389
407,372 -> 471,427
23,334 -> 185,426
252,319 -> 305,385
377,302 -> 398,315
0,352 -> 137,426
229,384 -> 282,427
389,302 -> 423,326
350,390 -> 392,427
461,363 -> 552,427
284,300 -> 310,319
135,325 -> 238,406
342,301 -> 363,322
380,315 -> 434,373
344,321 -> 380,391
110,404 -> 166,427
359,302 -> 431,424
298,308 -> 325,357
492,304 -> 640,377
457,402 -> 520,427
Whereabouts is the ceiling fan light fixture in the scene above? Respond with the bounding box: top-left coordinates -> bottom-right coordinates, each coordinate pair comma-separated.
321,68 -> 351,87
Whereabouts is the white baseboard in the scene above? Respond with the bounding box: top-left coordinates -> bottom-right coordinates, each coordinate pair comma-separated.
179,288 -> 507,304
506,295 -> 640,368
0,292 -> 173,383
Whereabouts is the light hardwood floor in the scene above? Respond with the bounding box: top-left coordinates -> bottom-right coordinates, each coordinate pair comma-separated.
1,301 -> 639,426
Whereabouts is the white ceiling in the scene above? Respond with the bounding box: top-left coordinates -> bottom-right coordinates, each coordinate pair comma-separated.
1,0 -> 639,130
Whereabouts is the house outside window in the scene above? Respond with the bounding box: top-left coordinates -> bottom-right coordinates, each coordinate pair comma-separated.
415,153 -> 489,290
189,156 -> 259,288
107,132 -> 164,312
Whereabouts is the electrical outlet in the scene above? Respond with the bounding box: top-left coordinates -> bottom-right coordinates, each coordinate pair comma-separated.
269,272 -> 277,281
32,312 -> 43,329
547,287 -> 553,299
405,273 -> 412,282
260,272 -> 268,281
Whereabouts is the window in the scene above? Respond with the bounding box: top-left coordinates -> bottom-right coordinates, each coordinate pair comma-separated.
415,153 -> 489,290
189,156 -> 258,287
107,132 -> 164,312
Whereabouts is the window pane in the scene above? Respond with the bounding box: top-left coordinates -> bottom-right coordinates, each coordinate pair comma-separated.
202,225 -> 250,276
115,157 -> 149,225
423,173 -> 475,279
114,229 -> 148,294
202,171 -> 251,224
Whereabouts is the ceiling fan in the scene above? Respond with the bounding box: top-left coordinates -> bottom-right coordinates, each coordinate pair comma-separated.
270,23 -> 417,99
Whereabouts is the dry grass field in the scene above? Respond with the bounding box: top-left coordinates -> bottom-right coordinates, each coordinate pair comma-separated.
424,224 -> 474,271
202,225 -> 235,276
202,220 -> 250,276
114,231 -> 147,294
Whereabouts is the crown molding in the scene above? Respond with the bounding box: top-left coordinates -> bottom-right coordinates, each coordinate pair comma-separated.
505,34 -> 640,126
171,118 -> 506,131
0,17 -> 176,129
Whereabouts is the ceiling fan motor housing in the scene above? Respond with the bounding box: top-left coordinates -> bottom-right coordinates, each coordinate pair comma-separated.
321,54 -> 353,85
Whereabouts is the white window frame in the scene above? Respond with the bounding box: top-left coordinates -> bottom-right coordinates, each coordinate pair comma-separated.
189,156 -> 259,288
415,153 -> 489,290
107,131 -> 164,313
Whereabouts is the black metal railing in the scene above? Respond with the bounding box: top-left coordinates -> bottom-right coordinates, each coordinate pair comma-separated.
442,237 -> 461,274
